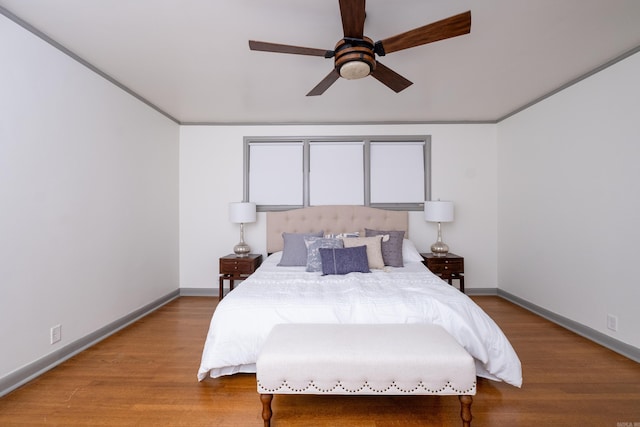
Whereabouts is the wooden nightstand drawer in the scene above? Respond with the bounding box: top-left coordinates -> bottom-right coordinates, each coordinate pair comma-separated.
220,258 -> 256,274
427,259 -> 463,275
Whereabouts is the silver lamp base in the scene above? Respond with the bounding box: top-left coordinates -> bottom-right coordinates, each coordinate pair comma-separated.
430,222 -> 450,257
233,222 -> 250,257
430,241 -> 449,257
233,242 -> 251,257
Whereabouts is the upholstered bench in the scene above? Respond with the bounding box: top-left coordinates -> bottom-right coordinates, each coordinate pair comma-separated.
256,323 -> 477,427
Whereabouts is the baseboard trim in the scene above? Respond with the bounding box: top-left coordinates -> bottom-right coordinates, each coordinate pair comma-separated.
465,287 -> 498,296
180,287 -> 217,297
497,289 -> 640,363
182,286 -> 499,297
0,289 -> 180,398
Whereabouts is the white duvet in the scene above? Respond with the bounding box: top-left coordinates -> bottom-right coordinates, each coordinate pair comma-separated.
198,253 -> 523,387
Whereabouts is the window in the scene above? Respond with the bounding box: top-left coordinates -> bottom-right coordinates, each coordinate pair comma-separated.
309,141 -> 364,206
247,142 -> 303,206
370,141 -> 425,204
244,135 -> 431,211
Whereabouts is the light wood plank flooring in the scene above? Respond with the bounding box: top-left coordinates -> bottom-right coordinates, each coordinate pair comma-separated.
1,296 -> 639,426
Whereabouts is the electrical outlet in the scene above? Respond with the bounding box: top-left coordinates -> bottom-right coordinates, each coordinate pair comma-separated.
50,324 -> 61,344
606,314 -> 618,332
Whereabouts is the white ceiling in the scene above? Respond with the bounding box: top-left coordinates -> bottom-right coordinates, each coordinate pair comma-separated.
2,0 -> 640,124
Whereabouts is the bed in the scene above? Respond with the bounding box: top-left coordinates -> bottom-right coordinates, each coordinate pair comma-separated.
197,205 -> 522,388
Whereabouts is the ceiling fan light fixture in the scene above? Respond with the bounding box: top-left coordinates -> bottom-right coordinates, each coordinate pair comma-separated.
339,61 -> 371,79
334,37 -> 376,80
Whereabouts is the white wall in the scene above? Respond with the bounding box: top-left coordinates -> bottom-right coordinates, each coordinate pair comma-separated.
179,124 -> 497,291
497,52 -> 640,348
0,15 -> 179,379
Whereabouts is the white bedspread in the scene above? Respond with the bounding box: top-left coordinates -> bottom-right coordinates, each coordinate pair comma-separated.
198,253 -> 523,387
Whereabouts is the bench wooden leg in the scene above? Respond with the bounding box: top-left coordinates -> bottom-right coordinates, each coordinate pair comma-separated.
260,393 -> 273,427
459,395 -> 473,427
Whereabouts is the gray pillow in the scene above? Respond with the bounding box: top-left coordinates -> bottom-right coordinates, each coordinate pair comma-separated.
319,245 -> 370,275
365,228 -> 405,267
278,231 -> 324,266
304,237 -> 344,272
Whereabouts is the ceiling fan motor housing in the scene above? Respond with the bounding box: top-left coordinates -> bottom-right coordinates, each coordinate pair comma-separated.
334,37 -> 376,79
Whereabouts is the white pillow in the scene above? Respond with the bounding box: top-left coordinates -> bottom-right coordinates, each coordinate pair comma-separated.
402,239 -> 424,263
341,235 -> 385,269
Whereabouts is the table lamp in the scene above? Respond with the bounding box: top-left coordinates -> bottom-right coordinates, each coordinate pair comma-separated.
229,202 -> 256,257
424,200 -> 454,257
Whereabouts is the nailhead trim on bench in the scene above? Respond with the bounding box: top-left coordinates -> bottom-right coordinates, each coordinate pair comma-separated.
258,379 -> 477,394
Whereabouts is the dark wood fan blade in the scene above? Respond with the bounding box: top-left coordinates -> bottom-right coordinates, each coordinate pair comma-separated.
378,10 -> 471,55
307,69 -> 341,96
339,0 -> 366,38
370,61 -> 413,93
249,40 -> 330,57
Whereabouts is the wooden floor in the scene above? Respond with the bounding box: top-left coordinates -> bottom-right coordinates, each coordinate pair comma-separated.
1,296 -> 639,426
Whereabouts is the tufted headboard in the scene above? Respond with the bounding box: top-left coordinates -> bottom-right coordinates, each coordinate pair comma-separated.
266,205 -> 408,254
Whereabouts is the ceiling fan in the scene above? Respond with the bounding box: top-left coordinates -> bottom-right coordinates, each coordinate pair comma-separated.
248,0 -> 471,96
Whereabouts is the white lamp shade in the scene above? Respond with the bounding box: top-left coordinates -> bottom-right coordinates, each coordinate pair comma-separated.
424,201 -> 454,222
229,202 -> 256,223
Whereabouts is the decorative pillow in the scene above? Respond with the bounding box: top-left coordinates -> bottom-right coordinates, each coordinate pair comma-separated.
340,235 -> 385,269
278,231 -> 324,266
304,236 -> 344,272
402,238 -> 424,263
365,228 -> 405,267
319,245 -> 370,275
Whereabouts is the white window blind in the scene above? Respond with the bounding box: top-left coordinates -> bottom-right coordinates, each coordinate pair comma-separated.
370,141 -> 425,204
309,142 -> 364,205
248,142 -> 303,206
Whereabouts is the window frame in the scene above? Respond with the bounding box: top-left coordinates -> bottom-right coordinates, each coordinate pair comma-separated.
243,135 -> 431,212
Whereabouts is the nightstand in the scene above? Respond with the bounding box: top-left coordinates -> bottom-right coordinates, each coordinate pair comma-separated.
219,254 -> 262,300
421,253 -> 465,293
